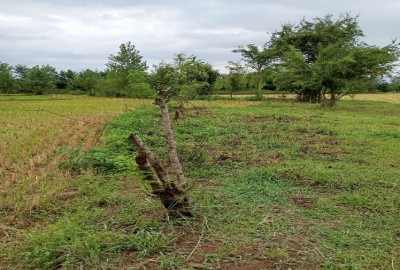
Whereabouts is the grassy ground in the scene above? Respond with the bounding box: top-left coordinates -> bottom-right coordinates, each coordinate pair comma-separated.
1,94 -> 399,269
0,95 -> 150,269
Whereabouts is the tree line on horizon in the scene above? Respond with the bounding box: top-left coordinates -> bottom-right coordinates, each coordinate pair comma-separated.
0,46 -> 219,99
1,14 -> 399,105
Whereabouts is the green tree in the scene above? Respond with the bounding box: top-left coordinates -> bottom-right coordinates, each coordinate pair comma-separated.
233,44 -> 274,98
56,70 -> 77,91
13,64 -> 29,92
225,61 -> 247,98
104,42 -> 148,97
172,53 -> 219,98
269,14 -> 399,105
0,62 -> 15,93
24,65 -> 58,94
127,69 -> 153,98
148,62 -> 180,100
14,64 -> 29,80
73,69 -> 103,96
390,76 -> 400,92
106,41 -> 147,71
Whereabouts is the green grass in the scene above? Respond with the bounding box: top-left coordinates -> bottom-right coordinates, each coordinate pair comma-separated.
5,175 -> 176,269
1,95 -> 399,269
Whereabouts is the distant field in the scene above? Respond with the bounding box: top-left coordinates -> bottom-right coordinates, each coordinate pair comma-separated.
1,94 -> 399,269
219,92 -> 400,104
341,93 -> 400,104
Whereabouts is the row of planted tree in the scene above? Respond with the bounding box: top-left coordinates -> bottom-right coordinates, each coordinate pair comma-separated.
1,14 -> 399,105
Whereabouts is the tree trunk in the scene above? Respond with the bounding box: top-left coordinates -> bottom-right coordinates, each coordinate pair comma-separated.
129,134 -> 168,182
134,152 -> 164,192
329,91 -> 336,107
128,134 -> 192,218
155,97 -> 188,190
256,71 -> 263,99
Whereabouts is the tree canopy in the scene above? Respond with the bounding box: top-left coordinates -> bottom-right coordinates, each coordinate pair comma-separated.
223,61 -> 247,97
106,41 -> 147,72
233,44 -> 274,98
23,65 -> 58,94
147,53 -> 219,101
268,13 -> 399,105
173,53 -> 219,97
0,62 -> 15,93
103,42 -> 148,97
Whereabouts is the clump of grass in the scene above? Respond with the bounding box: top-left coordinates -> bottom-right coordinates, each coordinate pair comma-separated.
20,217 -> 102,269
20,220 -> 171,269
58,147 -> 136,174
267,247 -> 288,260
158,252 -> 184,269
15,175 -> 173,269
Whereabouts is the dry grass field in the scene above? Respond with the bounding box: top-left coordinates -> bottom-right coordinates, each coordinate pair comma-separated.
0,95 -> 149,226
220,92 -> 400,104
341,93 -> 400,104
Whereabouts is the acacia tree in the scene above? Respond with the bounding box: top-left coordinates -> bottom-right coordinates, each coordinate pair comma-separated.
316,42 -> 397,105
269,14 -> 399,105
225,61 -> 247,98
233,44 -> 274,98
128,62 -> 191,218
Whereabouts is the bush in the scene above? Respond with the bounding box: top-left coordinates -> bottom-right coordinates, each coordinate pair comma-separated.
59,147 -> 136,174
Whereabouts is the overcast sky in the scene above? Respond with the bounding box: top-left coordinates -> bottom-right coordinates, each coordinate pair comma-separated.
1,0 -> 399,73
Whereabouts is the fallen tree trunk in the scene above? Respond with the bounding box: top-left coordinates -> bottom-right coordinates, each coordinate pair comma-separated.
129,134 -> 168,183
128,134 -> 192,218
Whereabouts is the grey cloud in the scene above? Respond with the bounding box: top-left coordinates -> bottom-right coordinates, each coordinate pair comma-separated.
0,0 -> 398,72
